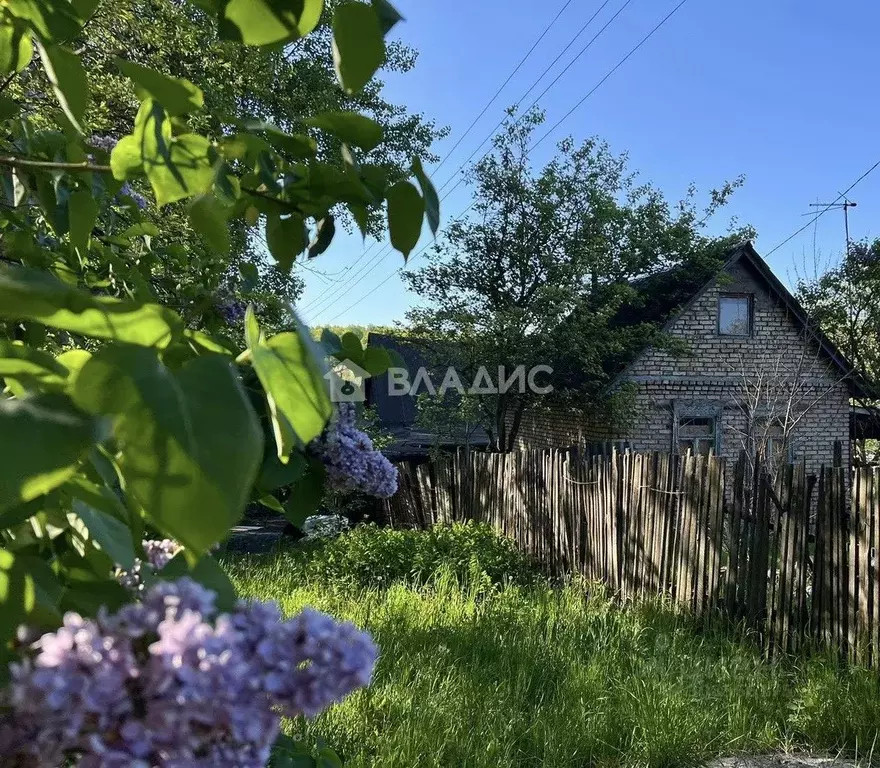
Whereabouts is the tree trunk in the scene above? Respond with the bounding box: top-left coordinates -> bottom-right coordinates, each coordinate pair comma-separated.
504,400 -> 527,452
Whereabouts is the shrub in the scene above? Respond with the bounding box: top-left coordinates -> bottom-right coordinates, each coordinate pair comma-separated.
292,522 -> 537,589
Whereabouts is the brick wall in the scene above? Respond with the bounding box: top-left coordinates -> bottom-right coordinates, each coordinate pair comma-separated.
511,259 -> 852,476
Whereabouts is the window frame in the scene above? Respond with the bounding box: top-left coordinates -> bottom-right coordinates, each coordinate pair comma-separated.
717,293 -> 753,337
750,412 -> 796,464
671,401 -> 722,456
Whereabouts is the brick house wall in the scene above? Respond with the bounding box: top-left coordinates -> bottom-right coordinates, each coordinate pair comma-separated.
511,258 -> 852,479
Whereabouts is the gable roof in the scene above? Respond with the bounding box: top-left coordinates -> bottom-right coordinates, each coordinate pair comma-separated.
614,241 -> 873,398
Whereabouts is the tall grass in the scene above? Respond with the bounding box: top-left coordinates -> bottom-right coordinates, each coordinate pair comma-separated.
225,528 -> 880,768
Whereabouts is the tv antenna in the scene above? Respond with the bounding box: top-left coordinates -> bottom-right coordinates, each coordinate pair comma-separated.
802,196 -> 858,253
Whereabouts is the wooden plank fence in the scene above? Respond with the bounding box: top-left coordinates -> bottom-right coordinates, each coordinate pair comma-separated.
384,448 -> 880,667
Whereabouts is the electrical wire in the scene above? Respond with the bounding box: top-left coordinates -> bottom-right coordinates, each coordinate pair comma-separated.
764,159 -> 880,258
316,0 -> 691,323
300,0 -> 580,314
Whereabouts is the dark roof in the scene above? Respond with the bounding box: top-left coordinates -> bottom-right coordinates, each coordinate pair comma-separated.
609,260 -> 723,330
851,406 -> 880,440
369,243 -> 874,405
365,333 -> 429,429
613,242 -> 873,398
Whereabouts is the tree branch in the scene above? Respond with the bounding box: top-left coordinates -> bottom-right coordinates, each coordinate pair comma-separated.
0,156 -> 112,173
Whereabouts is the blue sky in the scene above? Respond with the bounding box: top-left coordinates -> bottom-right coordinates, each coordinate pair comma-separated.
295,0 -> 880,328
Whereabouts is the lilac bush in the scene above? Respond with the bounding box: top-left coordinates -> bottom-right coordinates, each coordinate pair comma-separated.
0,579 -> 376,767
309,403 -> 398,498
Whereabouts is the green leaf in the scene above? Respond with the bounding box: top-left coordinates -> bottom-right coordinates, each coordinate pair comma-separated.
240,120 -> 317,159
257,493 -> 285,513
0,550 -> 35,645
411,156 -> 440,235
316,747 -> 344,768
307,215 -> 335,259
386,180 -> 424,258
72,348 -> 262,554
240,261 -> 259,291
0,22 -> 32,74
123,222 -> 161,238
5,0 -> 82,44
148,132 -> 215,206
71,0 -> 102,20
61,578 -> 129,617
320,328 -> 343,355
68,189 -> 98,257
222,0 -> 323,46
362,346 -> 392,376
332,2 -> 385,95
0,394 -> 100,513
348,202 -> 369,238
0,340 -> 69,389
17,553 -> 63,630
158,552 -> 237,612
266,213 -> 306,273
110,134 -> 143,180
372,0 -> 403,35
55,349 -> 92,378
283,462 -> 325,528
246,308 -> 331,459
306,112 -> 383,152
256,451 -> 306,494
0,263 -> 183,347
71,498 -> 136,569
115,58 -> 204,117
189,195 -> 230,255
340,331 -> 364,361
36,42 -> 88,134
0,94 -> 20,121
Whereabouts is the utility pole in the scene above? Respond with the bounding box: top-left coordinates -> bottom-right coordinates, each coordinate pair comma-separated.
806,197 -> 858,253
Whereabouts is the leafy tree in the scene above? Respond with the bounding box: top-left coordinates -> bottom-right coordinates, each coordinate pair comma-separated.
797,239 -> 880,391
0,0 -> 438,762
404,109 -> 749,451
8,0 -> 444,335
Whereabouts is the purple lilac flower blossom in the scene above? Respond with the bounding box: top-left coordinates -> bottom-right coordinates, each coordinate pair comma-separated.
1,578 -> 376,767
216,296 -> 248,325
88,134 -> 118,153
308,403 -> 398,498
118,182 -> 149,210
115,539 -> 182,594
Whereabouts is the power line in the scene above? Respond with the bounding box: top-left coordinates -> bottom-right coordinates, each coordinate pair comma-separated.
532,0 -> 690,149
764,159 -> 880,258
432,0 -> 578,176
318,0 -> 692,324
304,242 -> 395,319
436,0 -> 631,196
322,201 -> 478,325
310,0 -> 635,320
301,0 -> 580,316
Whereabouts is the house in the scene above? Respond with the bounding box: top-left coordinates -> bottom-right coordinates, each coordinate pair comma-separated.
365,332 -> 490,460
514,242 -> 872,475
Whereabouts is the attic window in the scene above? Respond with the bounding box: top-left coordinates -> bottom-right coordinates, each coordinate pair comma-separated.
718,295 -> 752,336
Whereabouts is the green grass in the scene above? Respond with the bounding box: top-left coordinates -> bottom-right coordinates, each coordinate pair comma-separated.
224,526 -> 880,768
